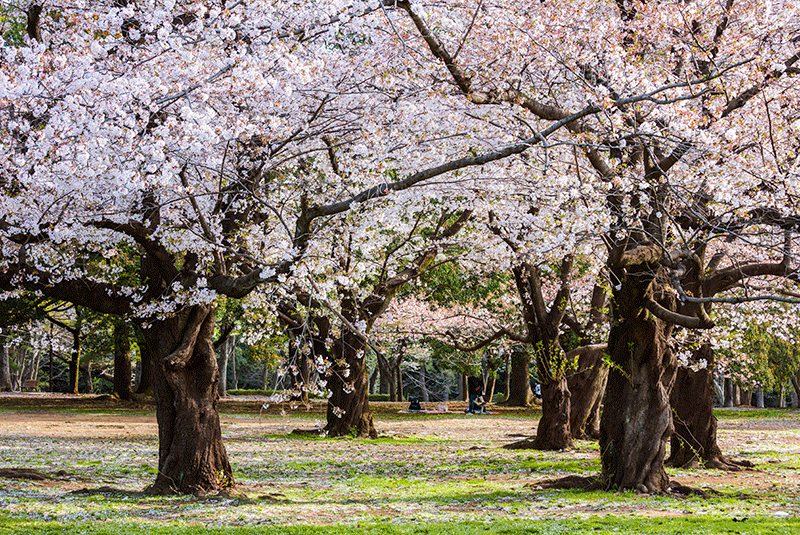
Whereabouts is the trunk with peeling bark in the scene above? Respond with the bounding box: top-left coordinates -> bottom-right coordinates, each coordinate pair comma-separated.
504,349 -> 534,406
668,344 -> 749,470
324,330 -> 376,438
143,304 -> 233,495
600,313 -> 676,493
567,345 -> 609,440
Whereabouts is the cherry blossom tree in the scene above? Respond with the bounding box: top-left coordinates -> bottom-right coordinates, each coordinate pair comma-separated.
382,0 -> 799,491
3,0 -> 796,497
273,198 -> 474,437
1,0 -> 605,493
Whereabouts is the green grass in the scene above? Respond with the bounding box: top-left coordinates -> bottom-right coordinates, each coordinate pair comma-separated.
2,516 -> 799,535
2,408 -> 800,533
715,408 -> 800,420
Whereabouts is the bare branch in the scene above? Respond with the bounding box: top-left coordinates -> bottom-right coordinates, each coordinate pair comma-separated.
644,298 -> 714,329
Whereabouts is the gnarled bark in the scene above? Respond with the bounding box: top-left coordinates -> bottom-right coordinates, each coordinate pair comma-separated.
567,344 -> 609,440
668,344 -> 752,470
143,304 -> 233,495
600,313 -> 676,493
534,375 -> 571,450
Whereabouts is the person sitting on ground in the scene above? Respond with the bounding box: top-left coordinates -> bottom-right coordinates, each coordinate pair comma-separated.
466,376 -> 485,413
408,396 -> 422,412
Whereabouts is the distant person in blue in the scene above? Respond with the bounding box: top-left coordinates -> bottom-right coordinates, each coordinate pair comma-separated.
466,375 -> 485,414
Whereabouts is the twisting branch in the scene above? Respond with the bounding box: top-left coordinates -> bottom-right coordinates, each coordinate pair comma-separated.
447,326 -> 530,352
722,49 -> 800,117
644,298 -> 714,329
393,1 -> 472,93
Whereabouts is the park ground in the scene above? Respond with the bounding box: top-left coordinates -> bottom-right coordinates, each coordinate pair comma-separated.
0,394 -> 799,534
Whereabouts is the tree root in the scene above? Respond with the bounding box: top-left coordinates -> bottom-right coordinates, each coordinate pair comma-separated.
526,475 -> 723,497
501,437 -> 537,450
667,454 -> 755,471
502,436 -> 573,451
668,481 -> 721,497
290,428 -> 323,437
258,492 -> 291,503
70,486 -> 143,496
191,489 -> 255,503
528,475 -> 603,491
0,468 -> 51,480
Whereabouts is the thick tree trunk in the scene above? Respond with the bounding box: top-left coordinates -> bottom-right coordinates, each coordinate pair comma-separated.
504,350 -> 534,406
113,320 -> 132,400
379,358 -> 390,397
667,344 -> 749,470
600,314 -> 676,493
144,304 -> 233,495
567,345 -> 609,440
24,349 -> 41,383
0,338 -> 12,392
740,389 -> 748,405
324,332 -> 376,438
534,375 -> 572,450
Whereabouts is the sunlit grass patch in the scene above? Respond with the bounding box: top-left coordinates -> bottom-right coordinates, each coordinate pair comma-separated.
715,408 -> 800,420
2,516 -> 800,535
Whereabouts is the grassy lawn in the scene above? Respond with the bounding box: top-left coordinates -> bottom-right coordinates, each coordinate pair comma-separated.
0,403 -> 799,533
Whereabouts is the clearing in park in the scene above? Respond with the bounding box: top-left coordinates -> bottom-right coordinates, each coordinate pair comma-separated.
0,395 -> 799,534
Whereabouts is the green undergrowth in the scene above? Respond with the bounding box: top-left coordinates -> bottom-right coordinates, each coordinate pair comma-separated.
2,516 -> 798,535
